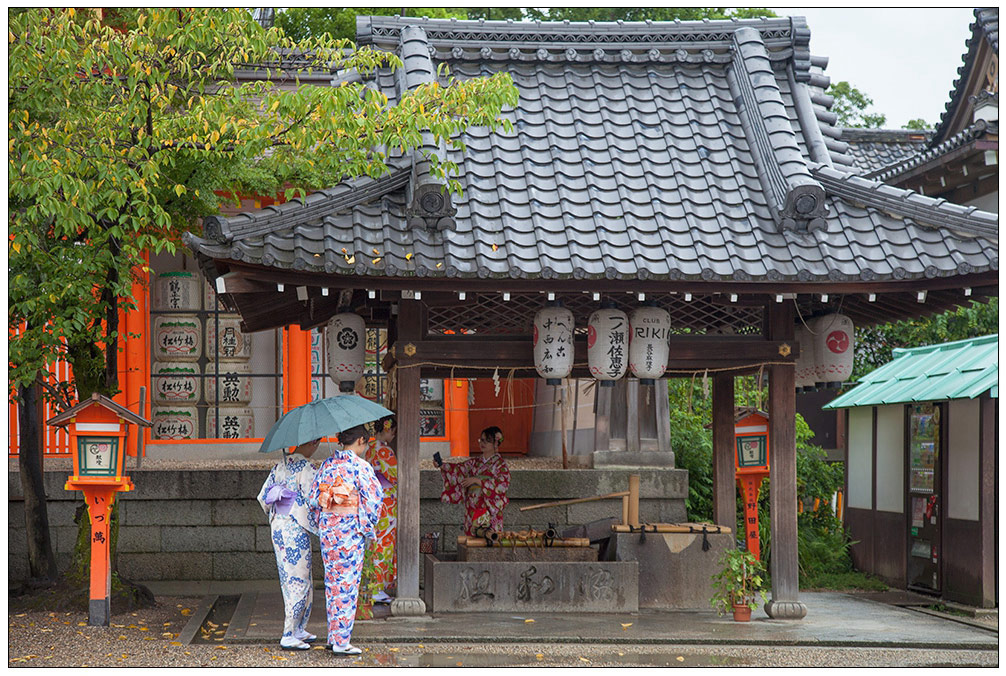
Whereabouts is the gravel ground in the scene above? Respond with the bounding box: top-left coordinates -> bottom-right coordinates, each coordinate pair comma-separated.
8,598 -> 998,668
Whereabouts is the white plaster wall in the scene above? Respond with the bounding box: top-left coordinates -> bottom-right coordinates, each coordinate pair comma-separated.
875,405 -> 905,513
965,190 -> 998,214
846,406 -> 874,509
948,398 -> 981,521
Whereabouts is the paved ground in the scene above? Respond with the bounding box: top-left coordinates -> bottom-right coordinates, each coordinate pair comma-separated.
9,582 -> 997,668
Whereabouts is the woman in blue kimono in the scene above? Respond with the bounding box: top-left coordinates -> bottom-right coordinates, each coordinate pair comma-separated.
257,438 -> 321,650
308,424 -> 384,655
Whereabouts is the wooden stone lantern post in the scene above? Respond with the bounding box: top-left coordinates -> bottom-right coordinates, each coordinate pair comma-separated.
47,393 -> 151,626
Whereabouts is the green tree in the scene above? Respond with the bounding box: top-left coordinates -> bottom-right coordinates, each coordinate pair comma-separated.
902,118 -> 930,130
524,7 -> 776,21
9,7 -> 516,592
827,81 -> 887,128
275,7 -> 468,42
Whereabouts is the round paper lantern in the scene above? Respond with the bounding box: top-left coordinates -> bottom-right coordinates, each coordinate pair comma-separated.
327,313 -> 366,392
812,313 -> 854,388
154,270 -> 201,311
533,303 -> 574,386
587,303 -> 628,386
628,304 -> 671,384
793,325 -> 816,392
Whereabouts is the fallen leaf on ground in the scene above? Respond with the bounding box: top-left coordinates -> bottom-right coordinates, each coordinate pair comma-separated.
535,654 -> 544,660
524,618 -> 535,623
676,656 -> 685,662
621,623 -> 633,630
180,609 -> 192,616
456,662 -> 463,667
579,657 -> 590,663
170,642 -> 182,646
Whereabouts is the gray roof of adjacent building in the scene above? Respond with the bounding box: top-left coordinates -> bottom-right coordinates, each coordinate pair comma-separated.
185,15 -> 998,288
840,128 -> 933,175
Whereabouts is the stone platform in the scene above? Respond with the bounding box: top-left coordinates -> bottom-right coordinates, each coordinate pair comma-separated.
457,543 -> 598,562
423,553 -> 638,613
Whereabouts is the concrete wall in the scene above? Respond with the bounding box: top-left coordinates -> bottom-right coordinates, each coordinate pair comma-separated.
9,468 -> 688,584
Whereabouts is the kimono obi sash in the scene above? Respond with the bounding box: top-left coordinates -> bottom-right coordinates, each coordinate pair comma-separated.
318,479 -> 359,516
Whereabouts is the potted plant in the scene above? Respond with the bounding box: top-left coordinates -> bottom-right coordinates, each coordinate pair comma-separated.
710,548 -> 768,622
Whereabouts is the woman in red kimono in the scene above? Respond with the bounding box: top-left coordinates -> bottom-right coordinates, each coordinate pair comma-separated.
436,426 -> 510,536
359,415 -> 397,612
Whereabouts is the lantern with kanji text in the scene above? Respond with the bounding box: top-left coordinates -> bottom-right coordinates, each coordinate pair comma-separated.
327,312 -> 366,392
628,303 -> 671,385
533,302 -> 574,386
47,394 -> 151,627
734,408 -> 770,560
587,302 -> 628,386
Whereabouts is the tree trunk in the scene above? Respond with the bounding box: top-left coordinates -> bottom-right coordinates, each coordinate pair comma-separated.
17,378 -> 58,583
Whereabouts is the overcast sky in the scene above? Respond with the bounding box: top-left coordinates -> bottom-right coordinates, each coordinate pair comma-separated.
775,7 -> 977,128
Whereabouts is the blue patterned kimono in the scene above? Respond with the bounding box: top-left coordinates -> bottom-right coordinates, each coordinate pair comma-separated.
257,453 -> 319,642
307,450 -> 384,649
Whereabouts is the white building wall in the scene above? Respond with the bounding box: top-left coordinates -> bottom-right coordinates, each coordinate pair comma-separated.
875,404 -> 905,513
947,398 -> 981,521
846,406 -> 874,509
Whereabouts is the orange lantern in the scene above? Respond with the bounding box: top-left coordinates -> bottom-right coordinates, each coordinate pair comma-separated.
47,394 -> 151,626
734,409 -> 770,561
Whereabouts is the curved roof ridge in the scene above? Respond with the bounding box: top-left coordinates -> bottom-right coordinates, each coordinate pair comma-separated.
865,119 -> 994,182
933,8 -> 999,144
811,163 -> 999,241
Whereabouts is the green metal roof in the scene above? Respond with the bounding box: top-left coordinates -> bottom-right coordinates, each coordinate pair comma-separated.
824,334 -> 998,409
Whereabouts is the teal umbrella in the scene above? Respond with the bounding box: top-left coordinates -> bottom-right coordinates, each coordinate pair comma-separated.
258,394 -> 393,453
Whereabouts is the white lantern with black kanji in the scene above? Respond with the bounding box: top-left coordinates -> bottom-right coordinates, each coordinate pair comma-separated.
793,324 -> 816,392
327,313 -> 366,392
533,303 -> 574,386
812,313 -> 854,389
587,303 -> 628,386
628,304 -> 671,384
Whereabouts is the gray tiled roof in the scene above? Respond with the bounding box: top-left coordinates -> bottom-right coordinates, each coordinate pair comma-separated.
863,120 -> 997,183
186,16 -> 998,287
840,128 -> 933,175
934,8 -> 999,143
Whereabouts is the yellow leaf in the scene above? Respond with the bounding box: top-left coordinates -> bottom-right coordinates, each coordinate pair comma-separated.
579,657 -> 590,663
436,262 -> 442,268
270,100 -> 280,112
174,185 -> 185,197
620,623 -> 633,630
676,656 -> 685,662
535,654 -> 544,660
169,642 -> 181,646
524,619 -> 534,623
405,252 -> 413,260
345,255 -> 355,264
373,248 -> 380,254
491,243 -> 498,251
372,257 -> 381,264
180,609 -> 191,615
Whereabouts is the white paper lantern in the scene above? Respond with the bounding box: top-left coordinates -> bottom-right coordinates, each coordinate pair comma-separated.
206,316 -> 252,360
152,362 -> 201,404
327,313 -> 366,392
812,313 -> 854,388
153,315 -> 201,361
533,304 -> 574,385
205,361 -> 254,405
154,270 -> 201,311
587,304 -> 628,386
628,304 -> 671,384
793,325 -> 816,392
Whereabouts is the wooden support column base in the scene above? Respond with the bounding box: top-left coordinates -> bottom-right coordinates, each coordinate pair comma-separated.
390,597 -> 427,617
764,599 -> 808,620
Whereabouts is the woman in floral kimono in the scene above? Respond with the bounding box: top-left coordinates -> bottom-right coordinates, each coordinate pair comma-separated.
436,426 -> 510,536
307,424 -> 384,656
257,439 -> 321,651
359,415 -> 397,612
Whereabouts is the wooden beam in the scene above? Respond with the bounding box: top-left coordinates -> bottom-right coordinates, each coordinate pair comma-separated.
764,302 -> 806,619
712,374 -> 737,529
391,298 -> 425,616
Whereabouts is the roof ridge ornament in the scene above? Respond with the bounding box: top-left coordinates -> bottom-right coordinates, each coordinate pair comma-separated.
728,27 -> 827,233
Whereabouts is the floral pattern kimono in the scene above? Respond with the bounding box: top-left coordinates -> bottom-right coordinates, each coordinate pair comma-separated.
307,450 -> 383,649
362,439 -> 397,598
256,453 -> 319,642
439,453 -> 510,536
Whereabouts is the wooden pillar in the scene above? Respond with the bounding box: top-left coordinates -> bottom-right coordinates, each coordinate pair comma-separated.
978,392 -> 997,607
446,379 -> 470,458
711,374 -> 736,528
764,302 -> 806,619
391,299 -> 426,616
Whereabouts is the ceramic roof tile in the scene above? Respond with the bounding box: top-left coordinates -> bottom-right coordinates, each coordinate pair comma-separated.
186,16 -> 997,287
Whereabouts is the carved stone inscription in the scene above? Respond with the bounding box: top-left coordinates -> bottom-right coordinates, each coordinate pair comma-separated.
579,567 -> 615,601
458,567 -> 494,603
517,565 -> 555,602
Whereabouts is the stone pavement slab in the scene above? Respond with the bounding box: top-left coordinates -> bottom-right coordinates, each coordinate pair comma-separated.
219,590 -> 997,649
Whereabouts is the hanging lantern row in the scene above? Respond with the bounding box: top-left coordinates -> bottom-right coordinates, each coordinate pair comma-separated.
536,302 -> 671,386
795,313 -> 855,392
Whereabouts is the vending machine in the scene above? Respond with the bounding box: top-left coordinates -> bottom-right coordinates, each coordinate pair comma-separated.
907,403 -> 942,592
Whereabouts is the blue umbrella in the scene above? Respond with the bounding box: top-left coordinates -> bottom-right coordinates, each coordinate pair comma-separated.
258,394 -> 393,453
